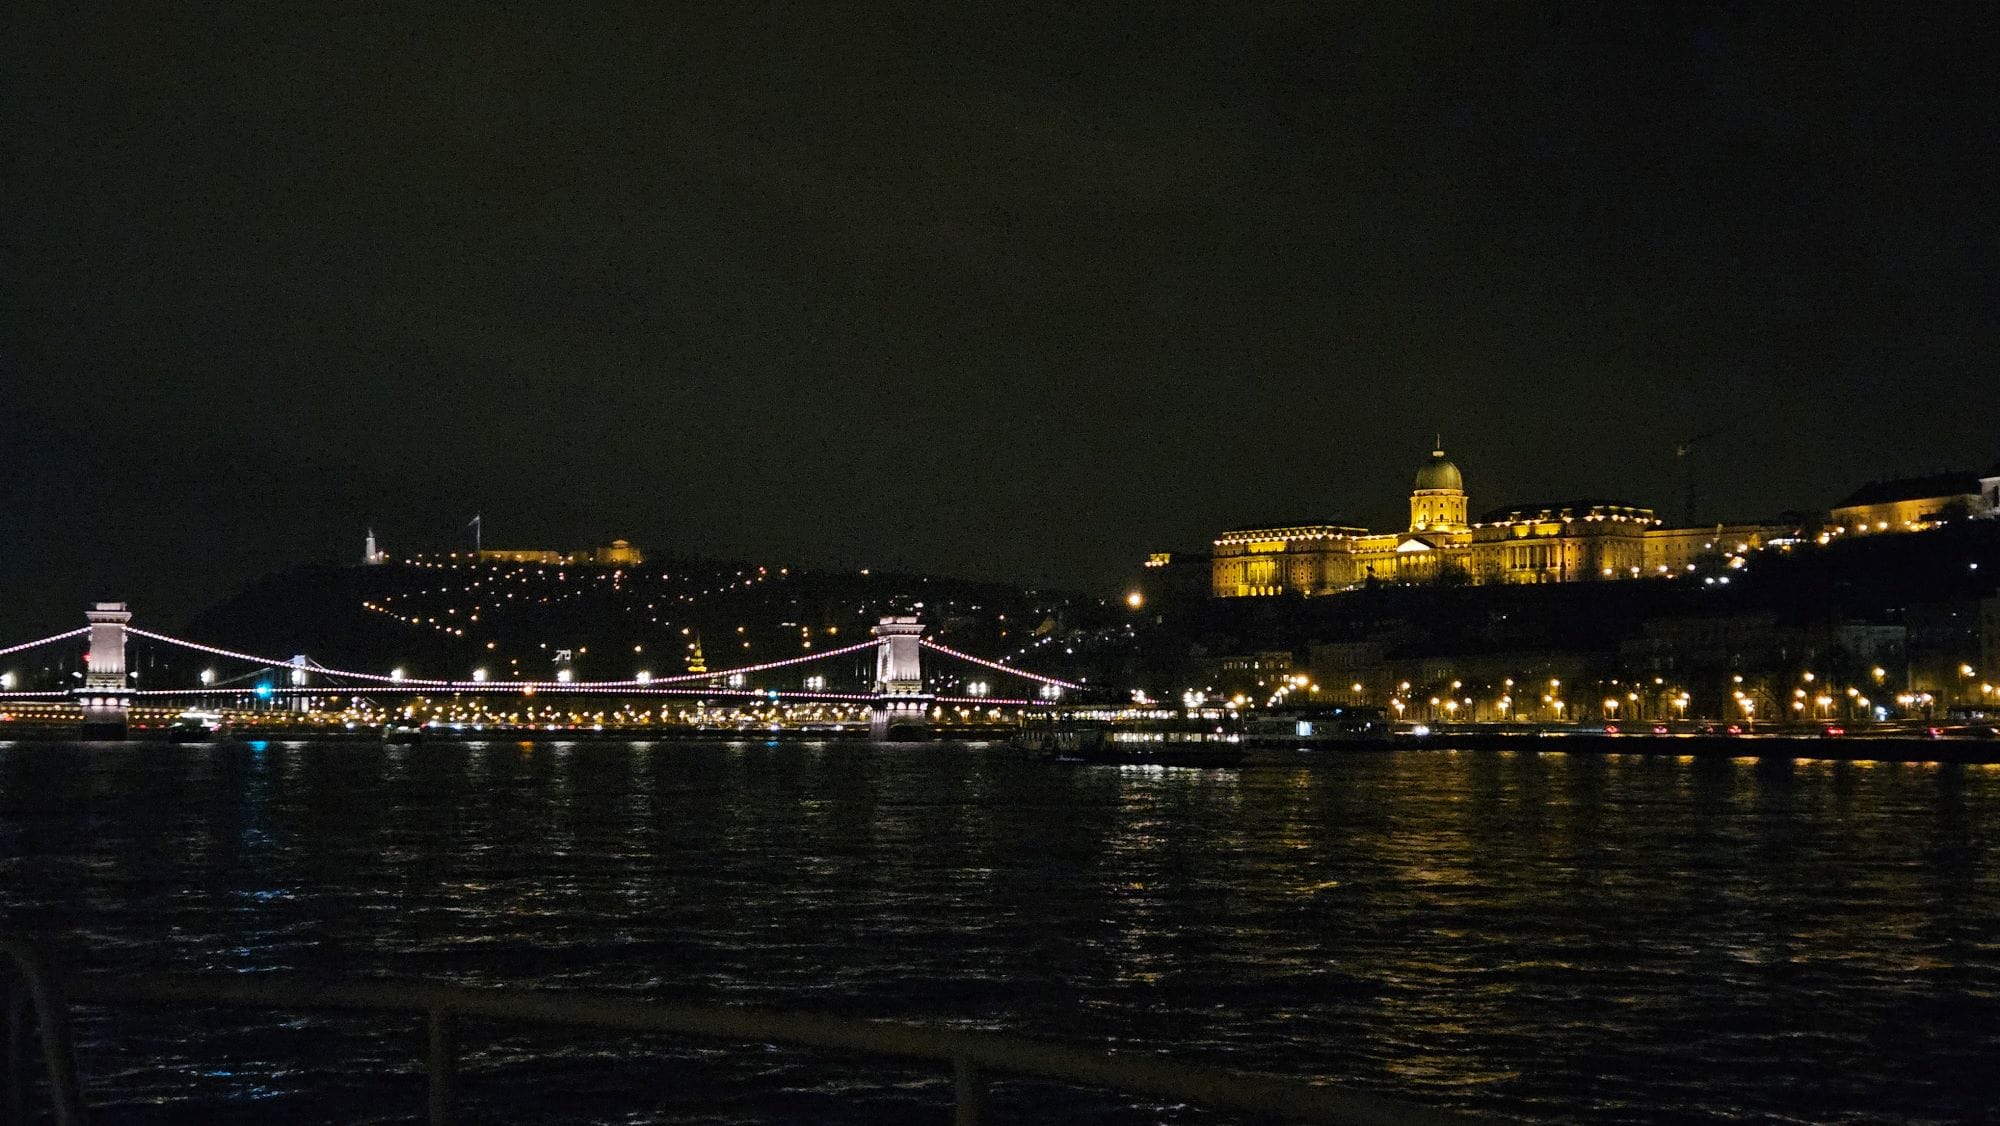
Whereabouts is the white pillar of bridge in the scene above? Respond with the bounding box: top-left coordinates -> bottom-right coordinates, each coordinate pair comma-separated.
869,616 -> 934,740
872,616 -> 924,693
79,601 -> 133,739
288,655 -> 310,713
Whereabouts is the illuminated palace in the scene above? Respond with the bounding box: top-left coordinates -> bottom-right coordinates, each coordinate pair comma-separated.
1212,440 -> 1795,597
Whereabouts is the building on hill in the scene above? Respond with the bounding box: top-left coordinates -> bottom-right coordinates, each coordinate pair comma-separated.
1642,522 -> 1800,576
1211,440 -> 1798,598
595,539 -> 644,566
476,549 -> 570,565
469,539 -> 645,567
1829,470 -> 1999,537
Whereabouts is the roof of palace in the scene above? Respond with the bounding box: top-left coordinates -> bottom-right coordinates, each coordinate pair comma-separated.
1476,500 -> 1655,524
1833,473 -> 1984,509
1413,445 -> 1463,492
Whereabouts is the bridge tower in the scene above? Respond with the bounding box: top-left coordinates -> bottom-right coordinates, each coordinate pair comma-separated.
79,602 -> 133,739
288,655 -> 311,712
869,616 -> 934,740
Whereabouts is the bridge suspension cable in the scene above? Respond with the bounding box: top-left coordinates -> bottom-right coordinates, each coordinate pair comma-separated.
0,628 -> 88,659
132,685 -> 887,702
916,639 -> 1082,690
127,629 -> 408,684
126,629 -> 879,691
640,639 -> 878,686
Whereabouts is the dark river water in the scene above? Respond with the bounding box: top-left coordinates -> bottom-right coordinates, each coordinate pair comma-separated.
2,739 -> 1997,1124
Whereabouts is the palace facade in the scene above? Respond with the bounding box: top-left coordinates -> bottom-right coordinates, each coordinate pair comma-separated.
1828,468 -> 2000,537
1212,442 -> 1795,597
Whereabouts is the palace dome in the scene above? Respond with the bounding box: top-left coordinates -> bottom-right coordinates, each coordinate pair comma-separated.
1414,443 -> 1463,493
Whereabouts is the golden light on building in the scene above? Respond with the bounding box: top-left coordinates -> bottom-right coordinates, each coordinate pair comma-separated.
1211,438 -> 1800,598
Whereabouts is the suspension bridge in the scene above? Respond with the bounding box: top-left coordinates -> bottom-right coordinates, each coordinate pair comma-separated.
0,604 -> 1094,740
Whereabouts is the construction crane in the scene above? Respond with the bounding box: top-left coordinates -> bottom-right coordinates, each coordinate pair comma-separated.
1674,431 -> 1719,527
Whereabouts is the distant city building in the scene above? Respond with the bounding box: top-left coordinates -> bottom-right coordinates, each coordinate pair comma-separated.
1829,468 -> 1999,537
363,528 -> 387,565
1193,651 -> 1296,698
1211,440 -> 1798,598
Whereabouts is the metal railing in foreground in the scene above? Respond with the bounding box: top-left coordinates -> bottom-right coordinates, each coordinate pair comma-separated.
5,944 -> 1475,1126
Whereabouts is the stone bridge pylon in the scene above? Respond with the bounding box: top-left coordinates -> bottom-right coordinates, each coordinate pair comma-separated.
79,602 -> 133,740
869,615 -> 933,740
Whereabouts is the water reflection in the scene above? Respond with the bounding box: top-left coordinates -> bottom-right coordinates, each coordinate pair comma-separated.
0,740 -> 1996,1123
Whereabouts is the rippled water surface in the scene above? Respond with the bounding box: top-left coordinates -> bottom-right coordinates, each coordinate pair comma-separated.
3,739 -> 1998,1123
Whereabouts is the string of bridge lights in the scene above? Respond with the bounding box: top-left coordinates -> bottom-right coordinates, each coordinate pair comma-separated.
126,628 -> 880,691
0,626 -> 1054,708
130,685 -> 888,702
0,628 -> 88,659
917,639 -> 1083,689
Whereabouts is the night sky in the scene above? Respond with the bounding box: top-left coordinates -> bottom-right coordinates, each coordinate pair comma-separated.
6,4 -> 1997,638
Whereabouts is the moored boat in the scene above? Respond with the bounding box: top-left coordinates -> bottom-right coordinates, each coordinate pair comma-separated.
166,710 -> 228,742
1017,705 -> 1245,767
1243,705 -> 1393,748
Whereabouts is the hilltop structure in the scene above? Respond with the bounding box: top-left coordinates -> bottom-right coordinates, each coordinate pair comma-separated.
1211,440 -> 1797,597
1829,467 -> 2000,537
472,539 -> 645,567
